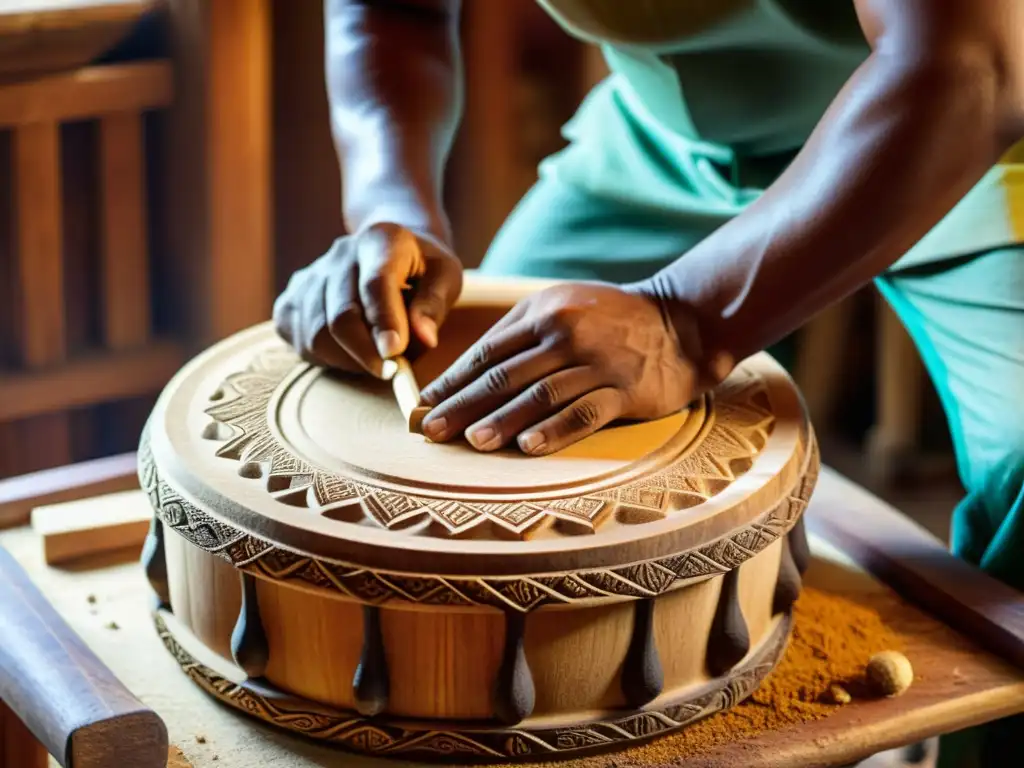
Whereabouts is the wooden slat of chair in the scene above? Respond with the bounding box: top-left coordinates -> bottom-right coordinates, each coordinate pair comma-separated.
14,121 -> 65,368
14,119 -> 71,469
99,111 -> 150,349
0,63 -> 172,128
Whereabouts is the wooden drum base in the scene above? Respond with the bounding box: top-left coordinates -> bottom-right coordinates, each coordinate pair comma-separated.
139,274 -> 820,763
153,609 -> 792,761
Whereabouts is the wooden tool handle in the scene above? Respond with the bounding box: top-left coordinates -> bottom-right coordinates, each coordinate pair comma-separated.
456,270 -> 563,308
382,356 -> 430,433
807,467 -> 1024,669
0,545 -> 167,767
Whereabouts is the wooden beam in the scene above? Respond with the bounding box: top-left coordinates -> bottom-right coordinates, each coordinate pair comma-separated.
206,0 -> 273,339
0,453 -> 138,530
0,62 -> 173,128
0,341 -> 185,423
163,0 -> 273,345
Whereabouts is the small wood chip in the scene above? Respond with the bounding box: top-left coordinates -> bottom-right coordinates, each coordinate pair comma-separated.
168,746 -> 193,768
828,683 -> 852,705
196,735 -> 207,744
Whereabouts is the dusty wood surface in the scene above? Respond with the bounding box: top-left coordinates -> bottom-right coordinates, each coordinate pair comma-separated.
809,469 -> 1024,671
1,468 -> 1022,767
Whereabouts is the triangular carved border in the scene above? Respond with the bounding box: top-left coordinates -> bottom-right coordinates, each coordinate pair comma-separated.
199,342 -> 777,539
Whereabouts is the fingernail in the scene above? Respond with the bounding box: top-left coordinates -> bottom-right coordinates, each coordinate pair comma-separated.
468,426 -> 498,451
519,431 -> 545,454
422,416 -> 447,440
375,330 -> 401,359
418,317 -> 438,348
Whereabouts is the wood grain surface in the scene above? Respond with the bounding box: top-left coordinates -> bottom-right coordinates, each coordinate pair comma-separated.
31,489 -> 150,565
0,544 -> 167,767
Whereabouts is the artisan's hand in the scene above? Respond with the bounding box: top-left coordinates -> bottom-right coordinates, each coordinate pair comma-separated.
419,282 -> 705,456
273,223 -> 463,377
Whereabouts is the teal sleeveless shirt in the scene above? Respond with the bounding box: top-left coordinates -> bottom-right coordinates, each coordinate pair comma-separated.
533,0 -> 1024,270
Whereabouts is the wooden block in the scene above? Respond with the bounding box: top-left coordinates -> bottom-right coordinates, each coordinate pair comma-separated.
100,111 -> 151,350
32,489 -> 150,566
0,452 -> 138,530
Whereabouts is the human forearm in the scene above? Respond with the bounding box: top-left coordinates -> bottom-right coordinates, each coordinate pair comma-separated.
644,37 -> 1024,370
325,0 -> 463,245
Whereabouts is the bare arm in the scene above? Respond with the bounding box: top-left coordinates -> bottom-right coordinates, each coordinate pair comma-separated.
644,0 -> 1024,372
325,0 -> 463,246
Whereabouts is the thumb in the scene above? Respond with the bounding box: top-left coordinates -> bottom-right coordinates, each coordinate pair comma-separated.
409,256 -> 463,349
356,225 -> 417,359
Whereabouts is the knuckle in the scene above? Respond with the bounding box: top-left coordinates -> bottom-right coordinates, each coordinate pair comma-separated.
470,342 -> 493,369
539,306 -> 582,340
330,302 -> 363,326
362,271 -> 389,297
566,399 -> 601,431
531,379 -> 560,408
483,366 -> 511,395
323,236 -> 354,265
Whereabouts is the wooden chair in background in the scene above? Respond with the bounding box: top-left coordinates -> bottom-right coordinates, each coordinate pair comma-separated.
0,0 -> 182,479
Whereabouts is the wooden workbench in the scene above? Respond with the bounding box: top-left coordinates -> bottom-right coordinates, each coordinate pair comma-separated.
2,467 -> 1023,768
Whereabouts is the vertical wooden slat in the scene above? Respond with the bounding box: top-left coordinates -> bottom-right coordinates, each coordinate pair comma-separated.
14,121 -> 65,366
163,0 -> 273,344
866,300 -> 924,487
14,121 -> 71,468
100,111 -> 151,349
450,0 -> 520,267
206,0 -> 272,340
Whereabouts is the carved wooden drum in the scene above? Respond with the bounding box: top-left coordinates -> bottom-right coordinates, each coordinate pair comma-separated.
139,274 -> 819,761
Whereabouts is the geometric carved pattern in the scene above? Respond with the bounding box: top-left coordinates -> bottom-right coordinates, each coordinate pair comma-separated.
197,343 -> 776,539
153,610 -> 791,760
138,428 -> 819,612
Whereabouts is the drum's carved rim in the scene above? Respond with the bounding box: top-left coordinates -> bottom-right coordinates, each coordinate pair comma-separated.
143,313 -> 812,575
152,609 -> 792,761
172,334 -> 778,539
138,434 -> 818,611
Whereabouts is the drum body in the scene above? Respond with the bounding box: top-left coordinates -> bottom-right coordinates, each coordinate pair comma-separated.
139,274 -> 819,761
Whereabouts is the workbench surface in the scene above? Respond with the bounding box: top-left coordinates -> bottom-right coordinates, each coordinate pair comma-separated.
3,468 -> 1024,768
